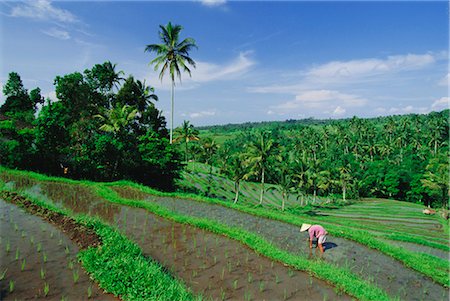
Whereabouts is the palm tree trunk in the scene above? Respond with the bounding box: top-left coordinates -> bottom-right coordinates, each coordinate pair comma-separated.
185,140 -> 188,162
234,181 -> 240,204
259,168 -> 265,205
342,183 -> 346,202
170,79 -> 174,144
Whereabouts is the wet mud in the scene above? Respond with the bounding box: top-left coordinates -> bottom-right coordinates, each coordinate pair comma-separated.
0,198 -> 117,301
111,186 -> 450,301
1,175 -> 351,300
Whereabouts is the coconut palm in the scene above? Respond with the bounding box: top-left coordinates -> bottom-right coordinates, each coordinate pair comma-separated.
245,131 -> 280,205
94,104 -> 137,136
269,165 -> 295,211
225,154 -> 247,204
173,120 -> 199,162
145,22 -> 197,144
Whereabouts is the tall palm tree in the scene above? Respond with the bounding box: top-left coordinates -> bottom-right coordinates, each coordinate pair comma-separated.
145,22 -> 197,144
104,61 -> 125,91
225,154 -> 247,204
173,120 -> 199,162
245,131 -> 280,205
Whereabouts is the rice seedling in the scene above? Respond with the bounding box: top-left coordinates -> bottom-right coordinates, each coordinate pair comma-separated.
61,296 -> 67,301
65,245 -> 70,255
87,285 -> 92,298
220,267 -> 225,280
40,267 -> 46,279
283,288 -> 288,300
68,260 -> 74,270
6,240 -> 10,253
244,290 -> 252,301
9,280 -> 14,293
21,230 -> 26,238
227,261 -> 232,272
323,292 -> 328,301
220,288 -> 226,301
73,269 -> 80,283
275,273 -> 281,284
44,282 -> 50,297
213,255 -> 217,264
288,269 -> 295,278
233,279 -> 238,290
247,272 -> 253,283
271,261 -> 274,269
20,258 -> 26,271
0,268 -> 7,280
58,238 -> 63,246
43,252 -> 48,263
15,248 -> 19,260
37,242 -> 42,252
50,231 -> 54,238
14,222 -> 18,231
259,280 -> 265,292
192,269 -> 197,278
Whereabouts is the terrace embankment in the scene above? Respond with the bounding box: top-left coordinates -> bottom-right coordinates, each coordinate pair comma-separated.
0,192 -> 117,301
110,185 -> 450,301
2,175 -> 351,301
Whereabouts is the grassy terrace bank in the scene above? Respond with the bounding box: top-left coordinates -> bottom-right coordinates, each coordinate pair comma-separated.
0,182 -> 198,301
0,167 -> 392,301
114,181 -> 449,288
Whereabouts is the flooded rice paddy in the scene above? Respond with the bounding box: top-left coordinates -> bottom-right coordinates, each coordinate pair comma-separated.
0,200 -> 116,301
1,174 -> 351,300
111,185 -> 449,301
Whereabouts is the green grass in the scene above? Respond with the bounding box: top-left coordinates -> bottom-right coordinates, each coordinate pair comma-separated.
2,166 -> 449,291
0,182 -> 198,301
116,180 -> 449,287
0,166 -> 392,301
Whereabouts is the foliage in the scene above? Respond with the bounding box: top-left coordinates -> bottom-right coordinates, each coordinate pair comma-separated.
145,21 -> 197,143
193,111 -> 449,208
1,64 -> 183,191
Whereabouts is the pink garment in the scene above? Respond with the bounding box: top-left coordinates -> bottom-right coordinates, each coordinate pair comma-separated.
308,225 -> 327,240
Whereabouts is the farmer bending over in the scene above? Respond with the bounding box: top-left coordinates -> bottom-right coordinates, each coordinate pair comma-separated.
300,224 -> 327,253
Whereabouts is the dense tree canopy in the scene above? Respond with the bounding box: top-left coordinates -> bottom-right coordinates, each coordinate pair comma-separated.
0,63 -> 182,190
192,111 -> 449,208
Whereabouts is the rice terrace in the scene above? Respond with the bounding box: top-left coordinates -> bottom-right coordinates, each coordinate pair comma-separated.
0,1 -> 449,301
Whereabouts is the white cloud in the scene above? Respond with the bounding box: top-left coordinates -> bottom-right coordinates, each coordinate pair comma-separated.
438,73 -> 449,86
184,110 -> 216,119
44,90 -> 57,102
307,53 -> 436,82
387,105 -> 429,115
248,52 -> 441,95
333,106 -> 346,116
42,28 -> 70,40
10,0 -> 78,23
146,51 -> 255,90
431,97 -> 449,111
199,0 -> 227,7
274,90 -> 367,110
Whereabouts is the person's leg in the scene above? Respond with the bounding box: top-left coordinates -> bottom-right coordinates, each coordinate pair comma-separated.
318,235 -> 327,253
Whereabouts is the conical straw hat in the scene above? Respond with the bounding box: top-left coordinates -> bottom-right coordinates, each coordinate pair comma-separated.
300,223 -> 311,232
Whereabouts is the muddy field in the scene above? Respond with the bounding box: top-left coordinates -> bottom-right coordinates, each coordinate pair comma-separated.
1,176 -> 351,300
0,199 -> 116,301
110,185 -> 449,301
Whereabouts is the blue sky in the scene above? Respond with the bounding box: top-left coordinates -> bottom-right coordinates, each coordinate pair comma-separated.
1,0 -> 448,126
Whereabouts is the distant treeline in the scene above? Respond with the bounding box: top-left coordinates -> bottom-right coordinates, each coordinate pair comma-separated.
0,62 -> 182,190
189,110 -> 449,208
